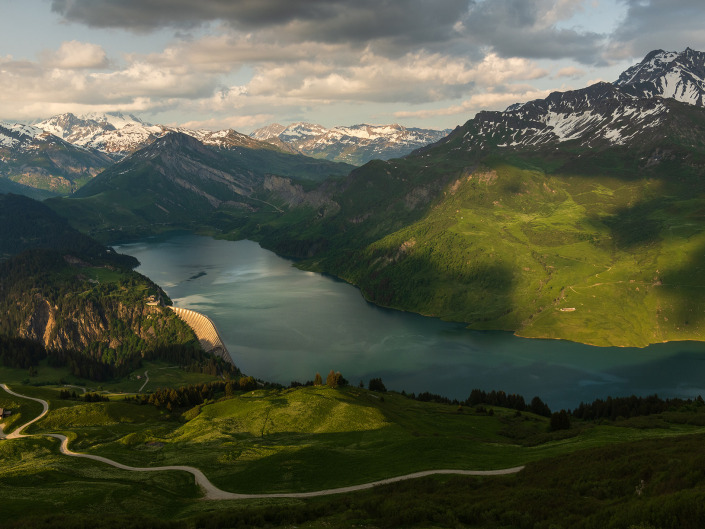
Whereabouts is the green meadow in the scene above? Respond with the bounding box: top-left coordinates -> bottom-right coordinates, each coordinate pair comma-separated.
3,378 -> 705,527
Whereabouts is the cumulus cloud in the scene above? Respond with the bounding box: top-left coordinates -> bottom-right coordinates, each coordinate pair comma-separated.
243,51 -> 548,104
50,0 -> 471,57
606,0 -> 705,59
0,45 -> 217,119
50,0 -> 611,64
42,40 -> 108,69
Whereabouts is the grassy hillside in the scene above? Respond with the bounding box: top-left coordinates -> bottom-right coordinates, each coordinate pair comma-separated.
24,384 -> 705,491
3,383 -> 705,528
319,161 -> 705,346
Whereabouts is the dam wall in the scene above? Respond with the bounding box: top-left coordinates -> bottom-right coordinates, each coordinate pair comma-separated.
169,306 -> 234,366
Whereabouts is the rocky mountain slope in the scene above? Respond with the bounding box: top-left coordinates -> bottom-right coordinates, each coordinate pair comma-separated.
35,112 -> 168,159
251,122 -> 450,165
35,111 -> 281,160
0,122 -> 111,194
436,48 -> 705,155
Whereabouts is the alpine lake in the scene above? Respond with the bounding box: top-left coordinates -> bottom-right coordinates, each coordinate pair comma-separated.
115,232 -> 705,410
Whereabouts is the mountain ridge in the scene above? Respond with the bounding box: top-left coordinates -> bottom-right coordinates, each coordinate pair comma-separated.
251,121 -> 451,165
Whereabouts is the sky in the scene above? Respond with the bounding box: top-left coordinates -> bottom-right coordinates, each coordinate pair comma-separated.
1,0 -> 704,133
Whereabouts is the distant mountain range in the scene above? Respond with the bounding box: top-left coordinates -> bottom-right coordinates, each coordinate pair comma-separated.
250,122 -> 451,165
0,110 -> 451,196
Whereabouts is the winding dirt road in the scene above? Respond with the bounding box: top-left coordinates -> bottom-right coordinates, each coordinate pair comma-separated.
0,383 -> 524,500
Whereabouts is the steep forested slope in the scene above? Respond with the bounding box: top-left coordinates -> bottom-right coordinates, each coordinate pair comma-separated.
0,194 -> 207,379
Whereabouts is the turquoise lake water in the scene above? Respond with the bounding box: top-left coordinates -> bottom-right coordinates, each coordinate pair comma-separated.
116,233 -> 705,409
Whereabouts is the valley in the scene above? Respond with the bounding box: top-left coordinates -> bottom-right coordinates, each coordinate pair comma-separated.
3,45 -> 705,528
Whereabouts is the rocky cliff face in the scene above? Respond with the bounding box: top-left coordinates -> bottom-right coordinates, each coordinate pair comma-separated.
20,296 -> 177,353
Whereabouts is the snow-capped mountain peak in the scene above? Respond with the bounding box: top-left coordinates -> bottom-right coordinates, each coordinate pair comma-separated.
615,48 -> 705,106
34,112 -> 166,159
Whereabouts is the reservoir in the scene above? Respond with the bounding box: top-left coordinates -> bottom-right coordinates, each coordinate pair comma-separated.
116,233 -> 705,410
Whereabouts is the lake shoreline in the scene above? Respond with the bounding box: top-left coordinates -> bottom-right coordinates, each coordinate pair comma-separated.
116,233 -> 705,410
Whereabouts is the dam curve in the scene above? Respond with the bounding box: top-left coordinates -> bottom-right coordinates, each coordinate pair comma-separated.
169,306 -> 234,366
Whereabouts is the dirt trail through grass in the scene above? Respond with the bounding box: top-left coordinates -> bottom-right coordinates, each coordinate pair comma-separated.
0,383 -> 524,499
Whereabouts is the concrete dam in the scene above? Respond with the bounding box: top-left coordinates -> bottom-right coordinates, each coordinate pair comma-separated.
169,306 -> 234,366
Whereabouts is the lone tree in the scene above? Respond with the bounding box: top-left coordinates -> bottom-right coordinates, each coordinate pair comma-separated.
314,372 -> 323,386
368,377 -> 386,392
326,370 -> 347,388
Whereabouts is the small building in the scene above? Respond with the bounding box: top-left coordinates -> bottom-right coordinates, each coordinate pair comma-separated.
0,408 -> 11,418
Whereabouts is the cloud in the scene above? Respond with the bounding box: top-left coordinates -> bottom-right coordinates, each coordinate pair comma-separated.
42,40 -> 108,69
50,0 -> 613,64
393,88 -> 554,120
50,0 -> 471,57
177,114 -> 274,131
607,0 -> 705,59
245,51 -> 548,104
554,66 -> 586,78
0,43 -> 218,119
460,0 -> 608,64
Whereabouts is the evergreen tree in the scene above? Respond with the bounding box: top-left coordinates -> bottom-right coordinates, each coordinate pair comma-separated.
368,377 -> 386,392
550,409 -> 571,431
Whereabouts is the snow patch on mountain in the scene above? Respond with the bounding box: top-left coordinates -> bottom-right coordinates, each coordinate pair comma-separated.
0,122 -> 48,149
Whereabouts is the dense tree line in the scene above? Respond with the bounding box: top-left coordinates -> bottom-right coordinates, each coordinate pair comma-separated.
0,336 -> 46,368
58,389 -> 109,402
466,389 -> 552,417
130,377 -> 279,411
368,377 -> 386,392
130,381 -> 228,411
572,394 -> 705,421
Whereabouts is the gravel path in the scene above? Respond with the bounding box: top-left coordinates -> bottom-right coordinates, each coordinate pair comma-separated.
138,370 -> 150,393
1,383 -> 524,500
